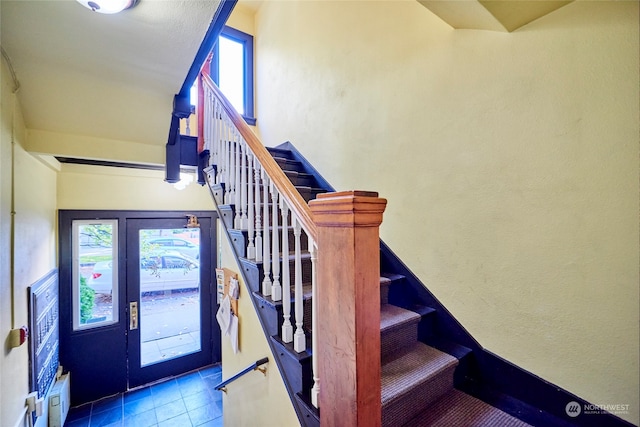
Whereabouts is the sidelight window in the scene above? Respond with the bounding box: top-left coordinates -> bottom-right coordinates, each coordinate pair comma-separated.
72,220 -> 119,330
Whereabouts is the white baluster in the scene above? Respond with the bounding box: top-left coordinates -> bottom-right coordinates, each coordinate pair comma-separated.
254,161 -> 263,262
202,90 -> 208,152
229,122 -> 235,204
204,92 -> 216,155
240,140 -> 249,229
209,93 -> 215,169
233,134 -> 241,227
236,138 -> 245,228
204,90 -> 210,160
246,151 -> 256,259
208,94 -> 216,174
216,100 -> 223,184
224,120 -> 231,203
281,199 -> 293,343
216,100 -> 222,179
310,240 -> 319,407
293,218 -> 306,352
271,184 -> 281,301
213,97 -> 219,178
261,171 -> 272,296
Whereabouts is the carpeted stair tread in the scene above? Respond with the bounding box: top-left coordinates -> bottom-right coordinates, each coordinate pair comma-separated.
403,389 -> 533,427
382,342 -> 458,404
380,304 -> 421,332
381,343 -> 459,426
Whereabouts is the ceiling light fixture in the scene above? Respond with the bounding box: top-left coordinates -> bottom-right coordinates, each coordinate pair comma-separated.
173,172 -> 194,191
76,0 -> 139,14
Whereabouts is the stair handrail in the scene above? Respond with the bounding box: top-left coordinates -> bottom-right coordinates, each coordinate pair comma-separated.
199,72 -> 317,241
198,67 -> 322,409
213,357 -> 269,393
199,66 -> 390,424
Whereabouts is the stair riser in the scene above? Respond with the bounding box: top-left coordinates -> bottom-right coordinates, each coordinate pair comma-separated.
381,320 -> 420,363
271,336 -> 314,398
382,364 -> 457,427
273,156 -> 303,171
210,182 -> 225,206
380,281 -> 390,305
417,316 -> 436,343
257,301 -> 280,336
256,293 -> 313,338
266,147 -> 297,160
284,170 -> 315,187
218,205 -> 234,229
298,187 -> 324,203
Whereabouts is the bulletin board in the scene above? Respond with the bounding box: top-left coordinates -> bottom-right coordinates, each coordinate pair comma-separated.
215,268 -> 239,315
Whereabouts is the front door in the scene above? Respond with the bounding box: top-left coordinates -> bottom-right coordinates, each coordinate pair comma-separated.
59,211 -> 220,406
126,218 -> 215,387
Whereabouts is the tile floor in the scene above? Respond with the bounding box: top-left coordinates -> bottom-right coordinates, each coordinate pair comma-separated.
65,364 -> 223,427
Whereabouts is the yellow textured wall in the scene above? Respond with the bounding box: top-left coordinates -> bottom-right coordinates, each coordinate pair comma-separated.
227,3 -> 255,35
1,57 -> 58,427
57,163 -> 214,211
254,0 -> 639,424
26,129 -> 165,166
217,222 -> 300,427
1,44 -> 14,427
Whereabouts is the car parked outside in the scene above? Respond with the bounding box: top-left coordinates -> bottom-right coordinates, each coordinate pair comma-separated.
87,253 -> 200,295
147,237 -> 199,260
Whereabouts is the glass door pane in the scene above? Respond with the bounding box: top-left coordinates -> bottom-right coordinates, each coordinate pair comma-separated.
139,228 -> 201,367
127,216 -> 216,388
72,220 -> 119,330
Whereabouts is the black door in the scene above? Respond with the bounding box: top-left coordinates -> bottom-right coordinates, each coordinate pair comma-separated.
59,211 -> 220,406
126,217 -> 216,388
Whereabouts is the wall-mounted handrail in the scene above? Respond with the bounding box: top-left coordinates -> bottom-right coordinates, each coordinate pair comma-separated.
200,72 -> 317,241
214,357 -> 269,393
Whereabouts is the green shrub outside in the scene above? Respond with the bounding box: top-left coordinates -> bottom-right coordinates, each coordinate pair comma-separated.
80,276 -> 95,323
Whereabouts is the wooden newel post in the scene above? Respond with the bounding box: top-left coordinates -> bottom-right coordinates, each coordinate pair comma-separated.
309,190 -> 387,427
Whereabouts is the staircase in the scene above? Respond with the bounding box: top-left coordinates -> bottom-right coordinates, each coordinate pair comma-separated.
195,71 -> 634,427
209,142 -> 537,427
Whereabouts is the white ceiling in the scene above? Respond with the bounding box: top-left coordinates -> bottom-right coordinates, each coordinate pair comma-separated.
1,0 -> 571,161
418,0 -> 573,32
1,0 -> 222,151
